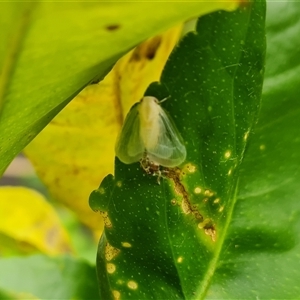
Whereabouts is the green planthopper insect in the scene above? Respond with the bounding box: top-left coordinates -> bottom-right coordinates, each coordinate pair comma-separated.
115,96 -> 186,168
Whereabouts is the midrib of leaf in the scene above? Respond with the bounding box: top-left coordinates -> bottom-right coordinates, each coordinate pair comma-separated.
0,3 -> 37,115
196,180 -> 239,299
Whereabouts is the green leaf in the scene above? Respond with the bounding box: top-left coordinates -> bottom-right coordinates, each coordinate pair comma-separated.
207,2 -> 300,298
91,1 -> 268,299
0,289 -> 19,300
0,2 -> 237,177
0,255 -> 99,299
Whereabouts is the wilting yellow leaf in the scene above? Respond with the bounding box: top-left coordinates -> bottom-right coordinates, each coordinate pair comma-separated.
23,0 -> 240,233
0,187 -> 72,256
24,25 -> 183,231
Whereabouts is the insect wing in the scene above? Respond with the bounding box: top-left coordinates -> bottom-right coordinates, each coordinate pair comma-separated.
115,104 -> 144,164
146,107 -> 186,167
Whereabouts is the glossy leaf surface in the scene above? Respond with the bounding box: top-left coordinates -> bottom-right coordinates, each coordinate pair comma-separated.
0,1 -> 237,177
207,1 -> 300,298
23,27 -> 182,231
91,1 -> 269,299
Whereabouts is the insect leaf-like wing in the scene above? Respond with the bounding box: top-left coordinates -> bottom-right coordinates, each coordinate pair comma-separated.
115,105 -> 144,164
146,107 -> 186,167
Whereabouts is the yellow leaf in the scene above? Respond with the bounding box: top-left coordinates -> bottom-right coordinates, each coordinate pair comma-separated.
24,25 -> 183,231
0,187 -> 72,256
23,0 -> 240,232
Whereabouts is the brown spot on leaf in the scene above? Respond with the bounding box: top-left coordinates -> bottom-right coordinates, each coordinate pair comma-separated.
199,219 -> 216,242
106,24 -> 120,31
165,167 -> 203,222
145,36 -> 162,59
130,36 -> 162,62
165,166 -> 217,241
204,226 -> 216,242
